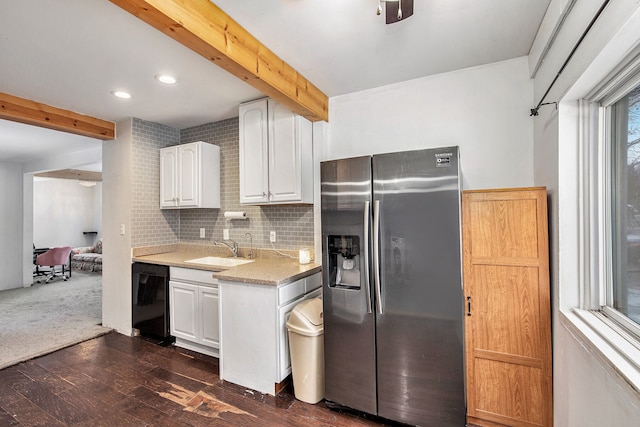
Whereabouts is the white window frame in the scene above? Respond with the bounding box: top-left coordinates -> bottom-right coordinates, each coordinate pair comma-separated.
600,81 -> 640,342
568,50 -> 640,391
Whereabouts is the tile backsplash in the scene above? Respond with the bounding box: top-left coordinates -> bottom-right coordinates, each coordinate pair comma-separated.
131,118 -> 180,248
180,118 -> 314,250
131,117 -> 314,251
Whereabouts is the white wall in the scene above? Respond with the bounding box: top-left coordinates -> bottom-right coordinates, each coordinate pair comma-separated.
531,1 -> 640,425
0,161 -> 24,291
33,179 -> 101,248
554,320 -> 640,425
92,182 -> 102,244
312,121 -> 327,260
325,57 -> 534,191
102,118 -> 133,335
22,174 -> 33,286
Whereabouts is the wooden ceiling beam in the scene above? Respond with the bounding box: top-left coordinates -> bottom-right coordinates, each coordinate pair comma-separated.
0,92 -> 115,140
109,0 -> 329,122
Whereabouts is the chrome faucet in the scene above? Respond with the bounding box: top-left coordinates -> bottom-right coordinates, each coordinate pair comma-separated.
214,239 -> 238,257
245,232 -> 254,259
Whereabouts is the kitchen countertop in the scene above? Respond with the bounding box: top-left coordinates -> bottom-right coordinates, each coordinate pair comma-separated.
132,247 -> 321,286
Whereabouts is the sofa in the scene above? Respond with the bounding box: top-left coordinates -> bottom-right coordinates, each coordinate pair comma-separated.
71,239 -> 103,272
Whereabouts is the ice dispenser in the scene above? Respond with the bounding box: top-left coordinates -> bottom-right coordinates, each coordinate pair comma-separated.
327,235 -> 361,289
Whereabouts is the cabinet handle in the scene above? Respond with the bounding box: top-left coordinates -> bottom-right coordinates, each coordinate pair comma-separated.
467,296 -> 472,316
262,192 -> 267,198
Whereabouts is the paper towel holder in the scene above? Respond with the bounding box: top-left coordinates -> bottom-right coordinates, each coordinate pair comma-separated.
224,211 -> 248,220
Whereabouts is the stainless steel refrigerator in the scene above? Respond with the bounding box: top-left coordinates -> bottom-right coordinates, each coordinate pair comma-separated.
321,147 -> 465,426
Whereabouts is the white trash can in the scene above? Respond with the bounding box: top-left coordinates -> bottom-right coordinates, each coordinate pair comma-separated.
286,297 -> 324,404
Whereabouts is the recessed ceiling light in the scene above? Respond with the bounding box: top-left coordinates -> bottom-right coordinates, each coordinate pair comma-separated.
111,90 -> 131,99
156,74 -> 177,84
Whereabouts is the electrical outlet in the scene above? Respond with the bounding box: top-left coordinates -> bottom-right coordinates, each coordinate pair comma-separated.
120,224 -> 125,236
223,228 -> 230,240
200,228 -> 205,239
270,231 -> 276,243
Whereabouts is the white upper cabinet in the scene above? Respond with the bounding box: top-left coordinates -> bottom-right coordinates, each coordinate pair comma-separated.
177,143 -> 198,207
239,99 -> 269,204
160,148 -> 178,207
239,98 -> 313,205
160,141 -> 220,209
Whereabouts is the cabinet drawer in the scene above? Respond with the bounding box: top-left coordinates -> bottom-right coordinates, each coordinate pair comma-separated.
305,272 -> 321,293
170,266 -> 218,286
278,278 -> 305,306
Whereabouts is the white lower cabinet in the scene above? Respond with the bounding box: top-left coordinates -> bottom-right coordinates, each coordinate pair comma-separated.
170,282 -> 198,341
199,286 -> 220,348
219,272 -> 322,395
277,298 -> 304,382
169,267 -> 219,357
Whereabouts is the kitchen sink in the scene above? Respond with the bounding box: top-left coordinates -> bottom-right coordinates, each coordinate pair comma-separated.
185,256 -> 254,267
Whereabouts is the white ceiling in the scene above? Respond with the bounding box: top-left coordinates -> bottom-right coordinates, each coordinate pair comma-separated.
0,0 -> 551,165
214,0 -> 550,96
0,119 -> 102,164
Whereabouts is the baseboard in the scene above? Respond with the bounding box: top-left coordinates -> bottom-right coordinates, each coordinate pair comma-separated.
174,338 -> 219,358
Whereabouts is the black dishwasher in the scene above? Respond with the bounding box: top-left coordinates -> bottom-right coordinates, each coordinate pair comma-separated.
132,262 -> 171,342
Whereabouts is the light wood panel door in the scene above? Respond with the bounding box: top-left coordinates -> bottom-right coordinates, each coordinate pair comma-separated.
463,187 -> 552,427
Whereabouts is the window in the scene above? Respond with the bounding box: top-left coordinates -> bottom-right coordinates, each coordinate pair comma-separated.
599,77 -> 640,338
563,13 -> 640,393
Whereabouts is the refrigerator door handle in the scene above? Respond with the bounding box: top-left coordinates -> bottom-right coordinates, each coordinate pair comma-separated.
373,200 -> 383,314
363,201 -> 372,314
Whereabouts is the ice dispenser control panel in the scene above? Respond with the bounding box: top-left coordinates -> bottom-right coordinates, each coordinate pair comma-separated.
327,235 -> 361,289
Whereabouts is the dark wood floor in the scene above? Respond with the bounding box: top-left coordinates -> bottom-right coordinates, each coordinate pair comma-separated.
0,332 -> 396,426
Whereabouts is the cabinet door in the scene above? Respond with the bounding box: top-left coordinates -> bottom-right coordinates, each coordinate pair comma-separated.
463,188 -> 552,427
199,285 -> 219,349
159,147 -> 178,208
219,279 -> 277,395
178,143 -> 199,207
239,99 -> 269,204
169,281 -> 199,341
277,298 -> 299,382
276,287 -> 322,382
268,99 -> 303,203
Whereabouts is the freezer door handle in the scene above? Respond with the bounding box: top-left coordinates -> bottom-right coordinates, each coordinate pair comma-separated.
363,201 -> 372,313
373,200 -> 383,314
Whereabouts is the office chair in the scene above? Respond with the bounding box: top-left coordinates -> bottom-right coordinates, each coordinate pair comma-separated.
35,246 -> 72,283
33,244 -> 50,278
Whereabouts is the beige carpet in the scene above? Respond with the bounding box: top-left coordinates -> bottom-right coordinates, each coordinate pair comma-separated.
0,271 -> 111,370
